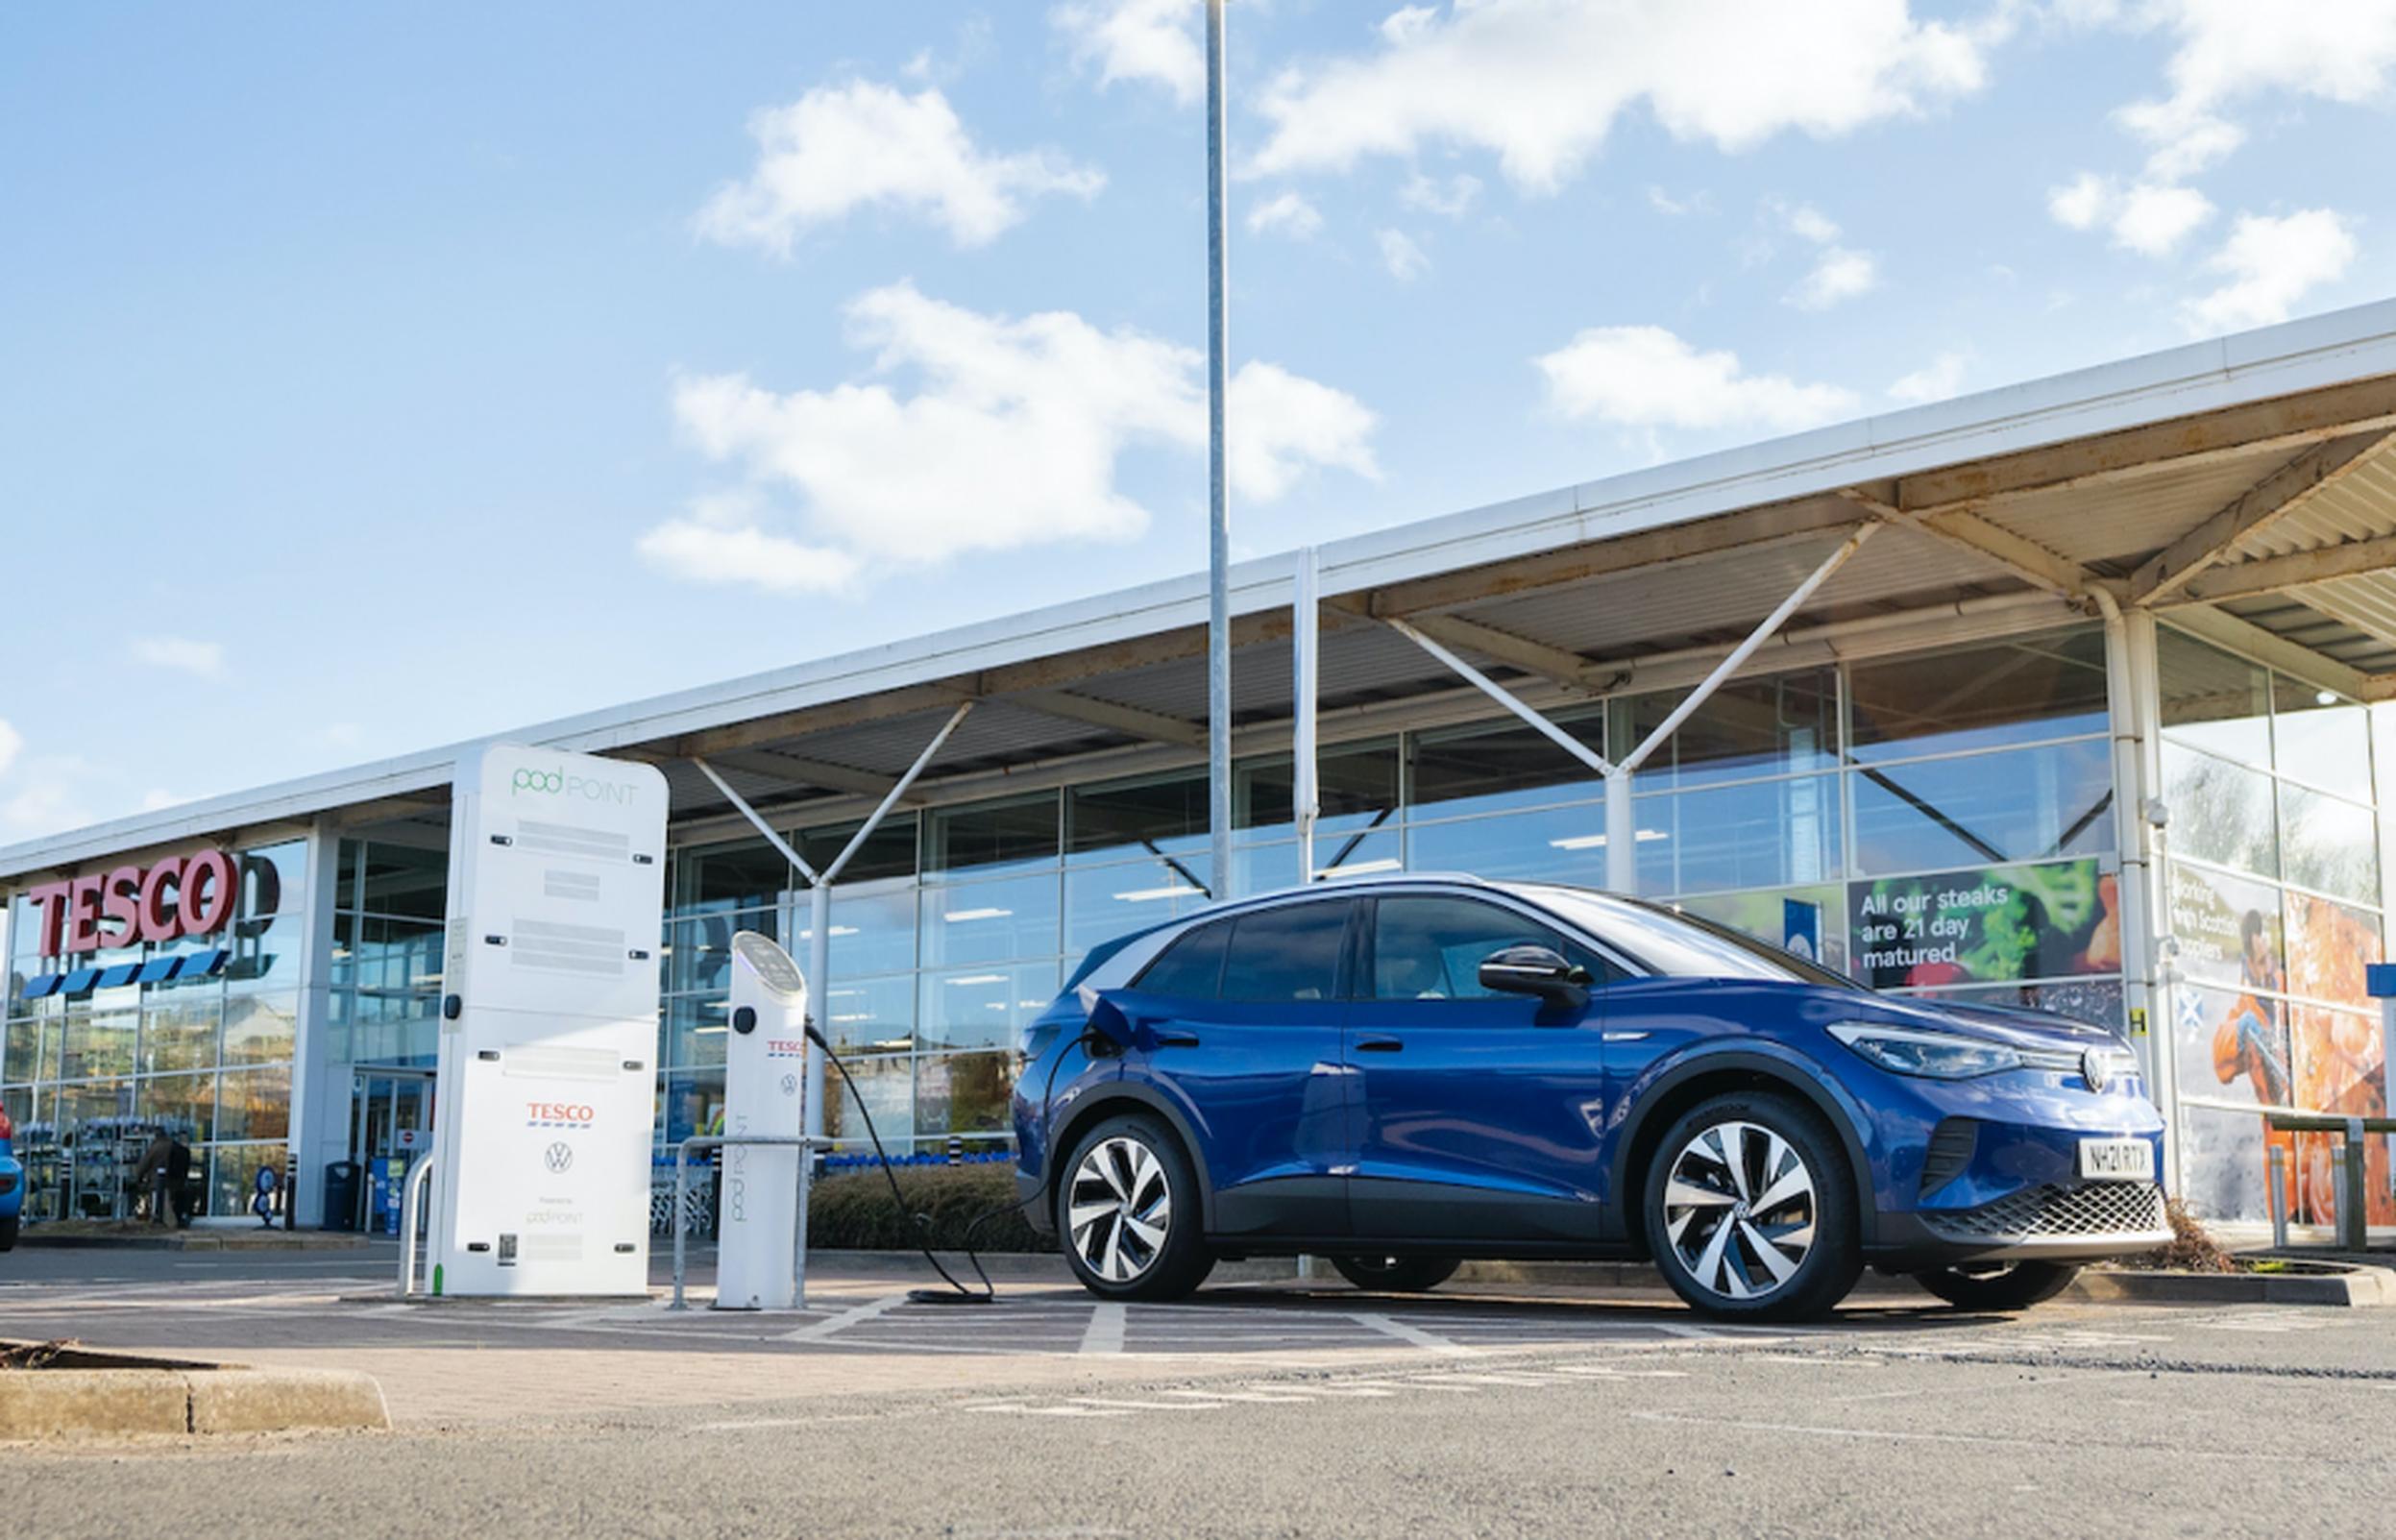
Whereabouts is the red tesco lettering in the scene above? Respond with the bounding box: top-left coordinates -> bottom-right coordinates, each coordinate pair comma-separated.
23,850 -> 239,957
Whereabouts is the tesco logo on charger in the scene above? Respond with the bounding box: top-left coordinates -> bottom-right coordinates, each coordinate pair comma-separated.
526,1101 -> 597,1130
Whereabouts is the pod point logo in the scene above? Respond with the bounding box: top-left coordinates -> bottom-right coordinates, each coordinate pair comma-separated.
544,1141 -> 575,1175
509,765 -> 642,805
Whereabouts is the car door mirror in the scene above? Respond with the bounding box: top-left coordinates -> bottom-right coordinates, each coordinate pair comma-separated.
1478,944 -> 1592,1009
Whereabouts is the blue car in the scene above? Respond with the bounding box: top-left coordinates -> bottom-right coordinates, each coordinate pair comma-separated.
0,1101 -> 22,1251
1015,875 -> 2169,1321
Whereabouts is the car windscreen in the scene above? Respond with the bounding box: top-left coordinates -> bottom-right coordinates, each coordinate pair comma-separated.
1516,885 -> 1864,990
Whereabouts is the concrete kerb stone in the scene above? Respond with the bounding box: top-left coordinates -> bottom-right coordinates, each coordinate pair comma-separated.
0,1348 -> 390,1442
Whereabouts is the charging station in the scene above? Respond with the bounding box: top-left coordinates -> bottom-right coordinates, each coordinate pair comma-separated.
714,931 -> 810,1309
425,743 -> 668,1297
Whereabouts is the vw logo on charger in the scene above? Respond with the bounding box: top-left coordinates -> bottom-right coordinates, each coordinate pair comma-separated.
544,1141 -> 575,1174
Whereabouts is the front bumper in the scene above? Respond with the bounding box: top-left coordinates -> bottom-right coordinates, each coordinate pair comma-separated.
1917,1178 -> 2171,1261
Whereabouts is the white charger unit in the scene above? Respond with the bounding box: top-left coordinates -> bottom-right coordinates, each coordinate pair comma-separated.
427,743 -> 669,1297
715,930 -> 810,1309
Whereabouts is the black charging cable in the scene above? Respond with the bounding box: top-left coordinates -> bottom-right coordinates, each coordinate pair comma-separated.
803,1022 -> 1090,1307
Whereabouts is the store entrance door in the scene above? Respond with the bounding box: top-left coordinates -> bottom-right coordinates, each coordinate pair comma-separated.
348,1070 -> 435,1234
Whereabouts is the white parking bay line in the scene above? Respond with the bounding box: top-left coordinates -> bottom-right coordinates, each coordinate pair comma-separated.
1071,1397 -> 1226,1411
1353,1311 -> 1476,1357
780,1293 -> 910,1343
1080,1301 -> 1128,1355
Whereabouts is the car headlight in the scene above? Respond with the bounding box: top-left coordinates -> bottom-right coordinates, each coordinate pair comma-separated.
1828,1022 -> 2023,1079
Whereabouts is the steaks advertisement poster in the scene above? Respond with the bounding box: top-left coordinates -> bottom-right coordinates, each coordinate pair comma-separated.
1846,859 -> 2120,991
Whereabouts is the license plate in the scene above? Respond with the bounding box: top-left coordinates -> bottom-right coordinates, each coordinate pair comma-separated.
2077,1137 -> 2154,1182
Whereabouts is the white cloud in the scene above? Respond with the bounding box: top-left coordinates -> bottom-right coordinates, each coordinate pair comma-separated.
2112,182 -> 2214,257
2048,171 -> 2111,231
1785,203 -> 1843,245
1646,186 -> 1713,217
1534,326 -> 1859,431
1377,228 -> 1430,281
2045,172 -> 2213,257
657,282 -> 1379,578
1789,247 -> 1879,309
1399,171 -> 1482,218
2185,209 -> 2359,332
1251,0 -> 2003,192
696,81 -> 1103,254
0,718 -> 19,778
1246,191 -> 1323,239
129,635 -> 225,677
1053,0 -> 1204,105
636,516 -> 865,595
322,722 -> 366,751
1889,350 -> 1968,404
2110,0 -> 2396,179
0,752 -> 95,841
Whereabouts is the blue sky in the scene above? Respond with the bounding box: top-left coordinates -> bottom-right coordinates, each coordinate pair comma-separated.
4,1 -> 2393,843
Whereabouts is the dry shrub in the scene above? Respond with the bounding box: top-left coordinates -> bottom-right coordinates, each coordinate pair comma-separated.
2129,1198 -> 2236,1273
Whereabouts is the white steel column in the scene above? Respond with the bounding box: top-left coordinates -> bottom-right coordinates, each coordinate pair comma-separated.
1292,548 -> 1321,883
2119,608 -> 2183,1194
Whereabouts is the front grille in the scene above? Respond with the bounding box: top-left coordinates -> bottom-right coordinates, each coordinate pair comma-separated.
1922,1181 -> 2167,1242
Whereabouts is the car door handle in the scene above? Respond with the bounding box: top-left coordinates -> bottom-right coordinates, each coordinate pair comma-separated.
1151,1028 -> 1201,1048
1355,1035 -> 1405,1053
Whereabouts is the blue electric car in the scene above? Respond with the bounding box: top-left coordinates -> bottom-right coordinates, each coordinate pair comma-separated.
1015,874 -> 2168,1321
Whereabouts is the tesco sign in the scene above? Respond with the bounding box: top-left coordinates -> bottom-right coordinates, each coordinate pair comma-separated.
21,851 -> 241,957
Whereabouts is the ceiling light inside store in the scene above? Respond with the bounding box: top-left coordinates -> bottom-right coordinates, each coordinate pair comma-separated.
944,908 -> 1013,923
1548,831 -> 1668,850
947,973 -> 1007,986
1113,884 -> 1202,903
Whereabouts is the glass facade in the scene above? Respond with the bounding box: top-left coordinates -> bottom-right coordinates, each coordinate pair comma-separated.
3,840 -> 306,1221
22,617 -> 2362,1229
2157,627 -> 2393,1229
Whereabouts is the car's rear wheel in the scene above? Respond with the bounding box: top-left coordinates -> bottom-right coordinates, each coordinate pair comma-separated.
1911,1260 -> 2079,1311
1643,1091 -> 1861,1322
1056,1113 -> 1213,1302
1328,1255 -> 1459,1293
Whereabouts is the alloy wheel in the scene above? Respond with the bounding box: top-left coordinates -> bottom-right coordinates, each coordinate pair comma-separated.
1662,1118 -> 1818,1302
1068,1135 -> 1173,1284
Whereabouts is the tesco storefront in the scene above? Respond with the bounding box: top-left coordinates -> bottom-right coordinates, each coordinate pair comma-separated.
7,309 -> 2396,1235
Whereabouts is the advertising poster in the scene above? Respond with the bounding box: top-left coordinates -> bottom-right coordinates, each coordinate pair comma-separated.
1846,859 -> 2118,991
1674,885 -> 1846,976
2169,867 -> 2394,1229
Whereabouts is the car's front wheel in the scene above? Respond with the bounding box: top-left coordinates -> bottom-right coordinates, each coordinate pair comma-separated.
1911,1260 -> 2080,1311
1643,1091 -> 1861,1322
1328,1255 -> 1459,1293
1056,1113 -> 1214,1302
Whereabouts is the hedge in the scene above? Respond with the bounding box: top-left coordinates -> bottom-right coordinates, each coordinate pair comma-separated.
803,1162 -> 1053,1254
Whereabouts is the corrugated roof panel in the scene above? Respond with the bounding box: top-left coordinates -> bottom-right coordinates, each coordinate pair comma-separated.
2215,593 -> 2396,673
1976,444 -> 2301,567
2226,437 -> 2396,560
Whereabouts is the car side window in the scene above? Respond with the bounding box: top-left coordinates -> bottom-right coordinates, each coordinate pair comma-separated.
1219,900 -> 1350,1002
1134,917 -> 1232,998
1370,895 -> 1614,1001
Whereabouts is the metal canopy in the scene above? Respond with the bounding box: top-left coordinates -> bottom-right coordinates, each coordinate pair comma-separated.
12,301 -> 2396,883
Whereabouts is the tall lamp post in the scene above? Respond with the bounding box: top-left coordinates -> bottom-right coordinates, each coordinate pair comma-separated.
1205,0 -> 1233,904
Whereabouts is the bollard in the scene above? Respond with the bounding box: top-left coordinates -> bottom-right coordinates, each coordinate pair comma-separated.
2267,1143 -> 2288,1250
947,1135 -> 963,1166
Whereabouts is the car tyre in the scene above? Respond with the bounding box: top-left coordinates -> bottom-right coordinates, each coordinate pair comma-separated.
1328,1255 -> 1460,1293
0,1215 -> 16,1253
1911,1260 -> 2079,1311
1056,1112 -> 1213,1302
1643,1091 -> 1862,1323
